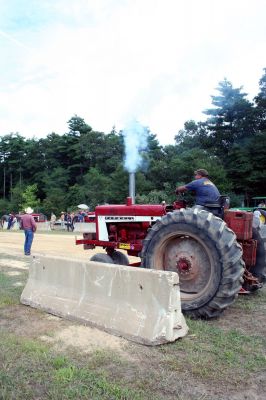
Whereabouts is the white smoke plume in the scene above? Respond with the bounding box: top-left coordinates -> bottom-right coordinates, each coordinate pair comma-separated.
122,119 -> 148,173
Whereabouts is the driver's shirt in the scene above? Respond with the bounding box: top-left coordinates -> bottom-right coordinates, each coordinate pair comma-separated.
185,178 -> 220,206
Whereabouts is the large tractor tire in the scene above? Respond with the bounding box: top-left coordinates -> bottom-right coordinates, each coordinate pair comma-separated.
251,224 -> 266,282
140,208 -> 244,319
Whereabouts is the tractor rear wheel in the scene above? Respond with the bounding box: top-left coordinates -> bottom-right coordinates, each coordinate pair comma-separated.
90,253 -> 114,263
251,224 -> 266,282
141,208 -> 244,319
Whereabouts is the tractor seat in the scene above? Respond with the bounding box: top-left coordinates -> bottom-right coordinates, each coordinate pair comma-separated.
203,196 -> 230,219
204,203 -> 222,218
204,202 -> 220,208
205,195 -> 230,208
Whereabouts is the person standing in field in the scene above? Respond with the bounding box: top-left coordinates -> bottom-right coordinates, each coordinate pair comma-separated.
60,212 -> 65,229
20,207 -> 37,256
7,213 -> 14,229
50,212 -> 56,230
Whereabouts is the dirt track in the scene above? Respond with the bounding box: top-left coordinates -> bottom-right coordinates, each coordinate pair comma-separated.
0,230 -> 139,262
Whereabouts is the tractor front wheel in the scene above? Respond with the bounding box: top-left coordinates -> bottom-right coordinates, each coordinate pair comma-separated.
141,208 -> 244,319
90,253 -> 114,263
110,250 -> 129,265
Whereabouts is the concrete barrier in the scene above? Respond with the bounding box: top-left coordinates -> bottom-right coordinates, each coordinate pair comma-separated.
36,222 -> 51,231
73,222 -> 96,233
20,255 -> 188,345
3,221 -> 20,230
2,221 -> 50,231
51,222 -> 66,231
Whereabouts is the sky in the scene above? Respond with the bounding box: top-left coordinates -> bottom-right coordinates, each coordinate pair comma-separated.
0,0 -> 266,146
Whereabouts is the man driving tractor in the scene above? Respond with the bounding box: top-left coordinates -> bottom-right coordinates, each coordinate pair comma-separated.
175,168 -> 220,207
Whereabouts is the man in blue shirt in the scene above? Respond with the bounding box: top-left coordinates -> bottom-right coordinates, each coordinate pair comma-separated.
176,169 -> 220,206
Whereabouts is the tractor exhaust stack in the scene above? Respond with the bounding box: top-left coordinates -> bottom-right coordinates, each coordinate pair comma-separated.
129,172 -> 135,204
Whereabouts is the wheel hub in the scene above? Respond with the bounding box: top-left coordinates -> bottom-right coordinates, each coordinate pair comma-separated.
176,257 -> 192,275
160,235 -> 214,296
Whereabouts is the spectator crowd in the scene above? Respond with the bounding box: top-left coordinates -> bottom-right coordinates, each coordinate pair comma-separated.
50,210 -> 91,231
1,209 -> 92,231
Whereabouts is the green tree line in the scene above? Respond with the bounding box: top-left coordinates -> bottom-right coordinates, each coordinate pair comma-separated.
1,69 -> 266,217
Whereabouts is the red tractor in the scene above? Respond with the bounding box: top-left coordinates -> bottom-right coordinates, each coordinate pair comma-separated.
76,196 -> 266,319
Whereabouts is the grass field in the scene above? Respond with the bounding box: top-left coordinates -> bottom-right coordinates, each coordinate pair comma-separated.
0,249 -> 266,400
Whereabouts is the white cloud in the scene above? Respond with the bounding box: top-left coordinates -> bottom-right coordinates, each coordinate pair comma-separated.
0,0 -> 265,144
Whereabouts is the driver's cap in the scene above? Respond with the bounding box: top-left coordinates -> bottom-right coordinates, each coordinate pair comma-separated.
194,169 -> 209,177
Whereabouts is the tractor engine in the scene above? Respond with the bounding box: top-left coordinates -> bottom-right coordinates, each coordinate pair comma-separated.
108,222 -> 150,245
